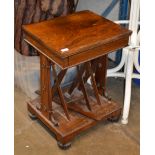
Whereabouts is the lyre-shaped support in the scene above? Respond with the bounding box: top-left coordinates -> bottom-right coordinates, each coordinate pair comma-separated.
68,64 -> 86,94
76,65 -> 92,111
86,61 -> 101,105
51,63 -> 70,121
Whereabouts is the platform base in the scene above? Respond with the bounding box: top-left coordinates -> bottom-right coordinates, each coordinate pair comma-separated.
27,98 -> 95,145
27,89 -> 121,147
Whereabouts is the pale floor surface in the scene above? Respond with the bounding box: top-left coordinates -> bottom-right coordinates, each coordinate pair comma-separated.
15,78 -> 140,155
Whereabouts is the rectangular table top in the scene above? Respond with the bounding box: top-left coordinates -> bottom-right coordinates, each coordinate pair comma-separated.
23,10 -> 132,69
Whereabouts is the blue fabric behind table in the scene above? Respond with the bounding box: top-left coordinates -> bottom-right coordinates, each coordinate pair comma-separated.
133,51 -> 140,86
50,66 -> 77,88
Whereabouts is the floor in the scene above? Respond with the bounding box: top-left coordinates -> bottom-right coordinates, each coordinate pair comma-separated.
15,78 -> 140,155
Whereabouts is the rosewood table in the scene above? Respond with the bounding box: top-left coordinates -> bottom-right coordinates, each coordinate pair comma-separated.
22,10 -> 131,149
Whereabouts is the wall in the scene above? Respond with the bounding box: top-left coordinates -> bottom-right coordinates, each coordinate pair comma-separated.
76,0 -> 120,20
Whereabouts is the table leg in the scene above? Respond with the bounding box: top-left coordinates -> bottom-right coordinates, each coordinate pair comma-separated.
40,54 -> 52,119
94,55 -> 108,96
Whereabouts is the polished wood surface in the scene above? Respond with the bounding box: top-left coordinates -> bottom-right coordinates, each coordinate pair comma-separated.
23,10 -> 132,148
23,10 -> 131,68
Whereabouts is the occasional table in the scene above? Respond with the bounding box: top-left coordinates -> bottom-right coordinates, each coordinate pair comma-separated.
23,10 -> 131,149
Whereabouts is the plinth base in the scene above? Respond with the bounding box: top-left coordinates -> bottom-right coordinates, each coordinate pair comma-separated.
27,85 -> 121,147
27,98 -> 95,145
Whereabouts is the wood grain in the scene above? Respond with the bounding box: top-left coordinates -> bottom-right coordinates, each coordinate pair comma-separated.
23,10 -> 132,67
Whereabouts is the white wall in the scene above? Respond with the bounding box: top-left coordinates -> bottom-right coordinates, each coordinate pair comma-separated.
76,0 -> 120,20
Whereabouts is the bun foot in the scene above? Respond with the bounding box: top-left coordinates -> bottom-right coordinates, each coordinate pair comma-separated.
28,111 -> 37,120
57,141 -> 71,150
108,115 -> 120,122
